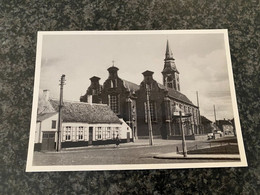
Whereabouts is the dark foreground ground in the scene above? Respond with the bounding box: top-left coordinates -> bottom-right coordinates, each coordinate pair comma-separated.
33,138 -> 240,166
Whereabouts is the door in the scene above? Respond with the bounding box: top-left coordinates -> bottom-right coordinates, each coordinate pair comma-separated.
127,132 -> 130,143
89,127 -> 93,145
42,132 -> 55,151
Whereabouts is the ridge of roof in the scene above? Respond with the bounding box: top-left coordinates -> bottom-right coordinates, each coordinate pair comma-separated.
49,99 -> 121,124
52,98 -> 108,106
122,79 -> 139,91
157,83 -> 195,106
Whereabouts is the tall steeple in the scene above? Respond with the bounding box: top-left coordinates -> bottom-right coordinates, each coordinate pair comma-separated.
165,40 -> 174,60
162,40 -> 180,91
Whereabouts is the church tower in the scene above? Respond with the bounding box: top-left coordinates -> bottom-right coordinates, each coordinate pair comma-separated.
162,40 -> 180,91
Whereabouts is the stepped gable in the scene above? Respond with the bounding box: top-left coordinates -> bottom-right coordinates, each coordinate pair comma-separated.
49,99 -> 121,124
158,83 -> 195,106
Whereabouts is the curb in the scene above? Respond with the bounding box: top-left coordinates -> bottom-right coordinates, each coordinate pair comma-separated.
154,153 -> 240,160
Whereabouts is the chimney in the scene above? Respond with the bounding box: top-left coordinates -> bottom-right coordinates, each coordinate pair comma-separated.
43,89 -> 50,101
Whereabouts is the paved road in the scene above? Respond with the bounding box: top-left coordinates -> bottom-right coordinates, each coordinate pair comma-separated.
33,139 -> 235,166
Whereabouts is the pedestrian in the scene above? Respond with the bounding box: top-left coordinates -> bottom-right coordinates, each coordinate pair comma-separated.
115,134 -> 120,148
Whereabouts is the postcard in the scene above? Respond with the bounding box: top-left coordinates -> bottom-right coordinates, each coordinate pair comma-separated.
26,30 -> 247,172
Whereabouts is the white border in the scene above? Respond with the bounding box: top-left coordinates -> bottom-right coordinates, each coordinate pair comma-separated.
26,30 -> 247,172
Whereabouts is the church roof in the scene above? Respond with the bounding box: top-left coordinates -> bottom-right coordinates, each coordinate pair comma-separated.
158,83 -> 196,106
201,115 -> 212,124
49,99 -> 121,124
122,79 -> 139,92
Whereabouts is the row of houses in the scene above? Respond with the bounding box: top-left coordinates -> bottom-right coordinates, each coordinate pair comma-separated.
201,116 -> 235,136
35,94 -> 133,151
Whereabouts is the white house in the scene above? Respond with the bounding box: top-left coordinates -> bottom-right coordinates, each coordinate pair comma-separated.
35,91 -> 133,151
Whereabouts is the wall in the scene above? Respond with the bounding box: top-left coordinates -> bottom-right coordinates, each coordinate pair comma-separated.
36,113 -> 58,144
136,80 -> 166,138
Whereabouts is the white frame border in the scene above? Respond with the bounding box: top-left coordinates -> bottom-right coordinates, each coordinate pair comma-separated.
26,30 -> 248,172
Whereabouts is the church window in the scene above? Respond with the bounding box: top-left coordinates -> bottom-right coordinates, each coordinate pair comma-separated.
144,101 -> 157,122
145,83 -> 153,91
92,89 -> 97,95
110,79 -> 117,88
165,76 -> 174,88
108,94 -> 120,114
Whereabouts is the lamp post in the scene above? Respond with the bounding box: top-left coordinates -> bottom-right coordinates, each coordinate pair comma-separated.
179,111 -> 187,157
173,105 -> 191,158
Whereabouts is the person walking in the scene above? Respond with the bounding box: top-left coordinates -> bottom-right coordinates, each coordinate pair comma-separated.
115,134 -> 120,148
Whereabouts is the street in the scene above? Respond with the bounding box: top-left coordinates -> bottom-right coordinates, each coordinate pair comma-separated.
33,139 -> 236,166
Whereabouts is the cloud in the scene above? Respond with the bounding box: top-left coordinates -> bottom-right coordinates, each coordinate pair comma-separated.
179,49 -> 233,121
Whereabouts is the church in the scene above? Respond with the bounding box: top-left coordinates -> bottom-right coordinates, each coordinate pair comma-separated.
80,41 -> 201,140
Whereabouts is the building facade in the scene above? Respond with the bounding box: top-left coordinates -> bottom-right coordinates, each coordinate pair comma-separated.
216,119 -> 235,136
80,66 -> 139,139
80,41 -> 201,140
35,93 -> 133,151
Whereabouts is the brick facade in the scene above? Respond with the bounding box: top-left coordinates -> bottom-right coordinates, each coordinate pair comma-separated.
80,41 -> 201,139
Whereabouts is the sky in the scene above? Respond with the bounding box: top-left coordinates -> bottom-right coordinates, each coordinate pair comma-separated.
38,31 -> 235,121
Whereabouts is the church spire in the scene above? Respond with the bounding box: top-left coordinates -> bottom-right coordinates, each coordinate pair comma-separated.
162,40 -> 180,91
165,40 -> 174,60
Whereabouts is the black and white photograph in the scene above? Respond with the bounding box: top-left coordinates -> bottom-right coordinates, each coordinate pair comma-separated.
26,30 -> 247,172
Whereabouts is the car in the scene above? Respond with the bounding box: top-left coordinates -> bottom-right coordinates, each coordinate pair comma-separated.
215,130 -> 223,137
207,133 -> 214,140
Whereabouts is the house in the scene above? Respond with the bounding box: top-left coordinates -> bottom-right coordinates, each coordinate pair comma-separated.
35,91 -> 133,151
216,119 -> 235,136
201,116 -> 214,134
80,40 -> 201,140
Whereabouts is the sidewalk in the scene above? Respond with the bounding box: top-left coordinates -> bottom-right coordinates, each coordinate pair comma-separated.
154,152 -> 240,160
62,139 -> 185,151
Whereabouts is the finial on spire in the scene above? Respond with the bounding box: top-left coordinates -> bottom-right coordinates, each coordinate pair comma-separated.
112,60 -> 115,67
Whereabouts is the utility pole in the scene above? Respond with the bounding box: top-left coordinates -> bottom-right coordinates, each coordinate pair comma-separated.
196,91 -> 201,134
56,74 -> 66,152
214,105 -> 217,126
180,111 -> 187,157
146,84 -> 153,146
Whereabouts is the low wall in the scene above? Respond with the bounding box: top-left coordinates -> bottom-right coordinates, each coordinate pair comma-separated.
35,138 -> 134,150
167,134 -> 196,140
